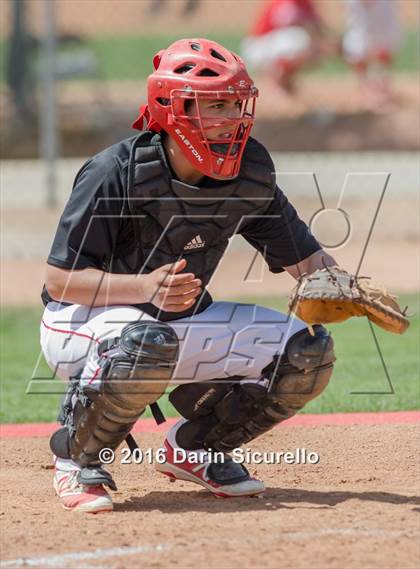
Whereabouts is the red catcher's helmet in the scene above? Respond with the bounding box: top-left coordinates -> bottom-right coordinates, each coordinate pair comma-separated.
146,38 -> 258,180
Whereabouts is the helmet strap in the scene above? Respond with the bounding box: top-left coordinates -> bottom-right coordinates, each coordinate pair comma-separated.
132,104 -> 162,133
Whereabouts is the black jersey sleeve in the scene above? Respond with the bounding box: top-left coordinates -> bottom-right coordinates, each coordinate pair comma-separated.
240,185 -> 321,273
46,158 -> 125,271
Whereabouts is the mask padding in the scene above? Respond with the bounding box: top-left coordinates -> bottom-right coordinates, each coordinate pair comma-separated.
174,63 -> 196,74
156,97 -> 170,106
197,68 -> 219,77
210,49 -> 227,62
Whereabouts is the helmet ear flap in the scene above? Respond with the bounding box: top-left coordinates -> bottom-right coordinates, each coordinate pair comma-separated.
153,50 -> 165,70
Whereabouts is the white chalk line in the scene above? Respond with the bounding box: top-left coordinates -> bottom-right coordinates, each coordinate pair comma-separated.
1,527 -> 415,568
279,528 -> 412,540
186,528 -> 415,550
0,543 -> 171,568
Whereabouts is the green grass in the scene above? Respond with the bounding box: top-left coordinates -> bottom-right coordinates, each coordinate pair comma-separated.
1,294 -> 418,424
82,29 -> 420,79
0,29 -> 418,85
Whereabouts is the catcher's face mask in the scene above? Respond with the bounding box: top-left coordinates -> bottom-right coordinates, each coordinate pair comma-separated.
137,38 -> 258,180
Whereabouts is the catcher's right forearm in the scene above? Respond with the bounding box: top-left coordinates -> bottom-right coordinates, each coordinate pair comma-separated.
45,265 -> 148,306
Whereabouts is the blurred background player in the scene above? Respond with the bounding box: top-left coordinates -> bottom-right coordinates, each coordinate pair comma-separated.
342,0 -> 402,111
148,0 -> 201,18
241,0 -> 338,94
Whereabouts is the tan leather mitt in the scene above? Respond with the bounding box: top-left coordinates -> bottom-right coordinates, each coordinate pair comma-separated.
288,266 -> 409,334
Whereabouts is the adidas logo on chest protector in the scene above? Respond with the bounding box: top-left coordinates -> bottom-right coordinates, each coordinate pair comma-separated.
184,235 -> 206,251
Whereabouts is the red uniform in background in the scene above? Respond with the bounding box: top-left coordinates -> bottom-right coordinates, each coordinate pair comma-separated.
342,0 -> 401,111
241,0 -> 335,94
250,0 -> 320,37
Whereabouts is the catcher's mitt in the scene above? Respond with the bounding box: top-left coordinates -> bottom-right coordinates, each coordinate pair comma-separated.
289,266 -> 409,335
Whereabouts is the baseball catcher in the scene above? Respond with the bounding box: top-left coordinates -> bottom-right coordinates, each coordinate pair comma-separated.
40,37 -> 407,514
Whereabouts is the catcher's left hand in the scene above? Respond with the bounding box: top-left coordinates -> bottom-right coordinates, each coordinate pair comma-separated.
288,266 -> 409,335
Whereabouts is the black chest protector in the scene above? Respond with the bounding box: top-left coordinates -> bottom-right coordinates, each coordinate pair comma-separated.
113,132 -> 276,321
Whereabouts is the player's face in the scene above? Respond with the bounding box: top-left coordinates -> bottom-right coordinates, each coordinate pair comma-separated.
186,98 -> 243,139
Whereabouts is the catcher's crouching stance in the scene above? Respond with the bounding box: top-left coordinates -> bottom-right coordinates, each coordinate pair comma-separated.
43,37 -> 408,513
50,323 -> 334,510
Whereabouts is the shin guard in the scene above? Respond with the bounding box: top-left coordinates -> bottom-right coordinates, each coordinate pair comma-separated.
51,321 -> 178,467
170,325 -> 335,452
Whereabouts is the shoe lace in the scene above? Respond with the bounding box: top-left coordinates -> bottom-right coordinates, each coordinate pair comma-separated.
57,470 -> 89,494
66,470 -> 84,491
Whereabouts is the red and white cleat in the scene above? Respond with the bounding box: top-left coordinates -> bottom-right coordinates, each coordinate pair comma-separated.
156,438 -> 265,498
54,469 -> 113,513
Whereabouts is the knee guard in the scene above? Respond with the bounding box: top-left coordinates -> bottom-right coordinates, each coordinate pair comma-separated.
50,321 -> 178,467
170,325 -> 335,453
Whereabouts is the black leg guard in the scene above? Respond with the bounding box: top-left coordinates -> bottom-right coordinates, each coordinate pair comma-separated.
50,321 -> 178,467
169,379 -> 236,450
170,325 -> 335,452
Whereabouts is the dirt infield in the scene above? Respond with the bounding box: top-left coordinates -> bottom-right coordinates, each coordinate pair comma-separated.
1,421 -> 419,568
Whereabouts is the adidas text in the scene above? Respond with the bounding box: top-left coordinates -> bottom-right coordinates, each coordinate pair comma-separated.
184,235 -> 206,250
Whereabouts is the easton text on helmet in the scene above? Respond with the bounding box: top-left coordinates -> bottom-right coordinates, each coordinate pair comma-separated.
175,129 -> 204,163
